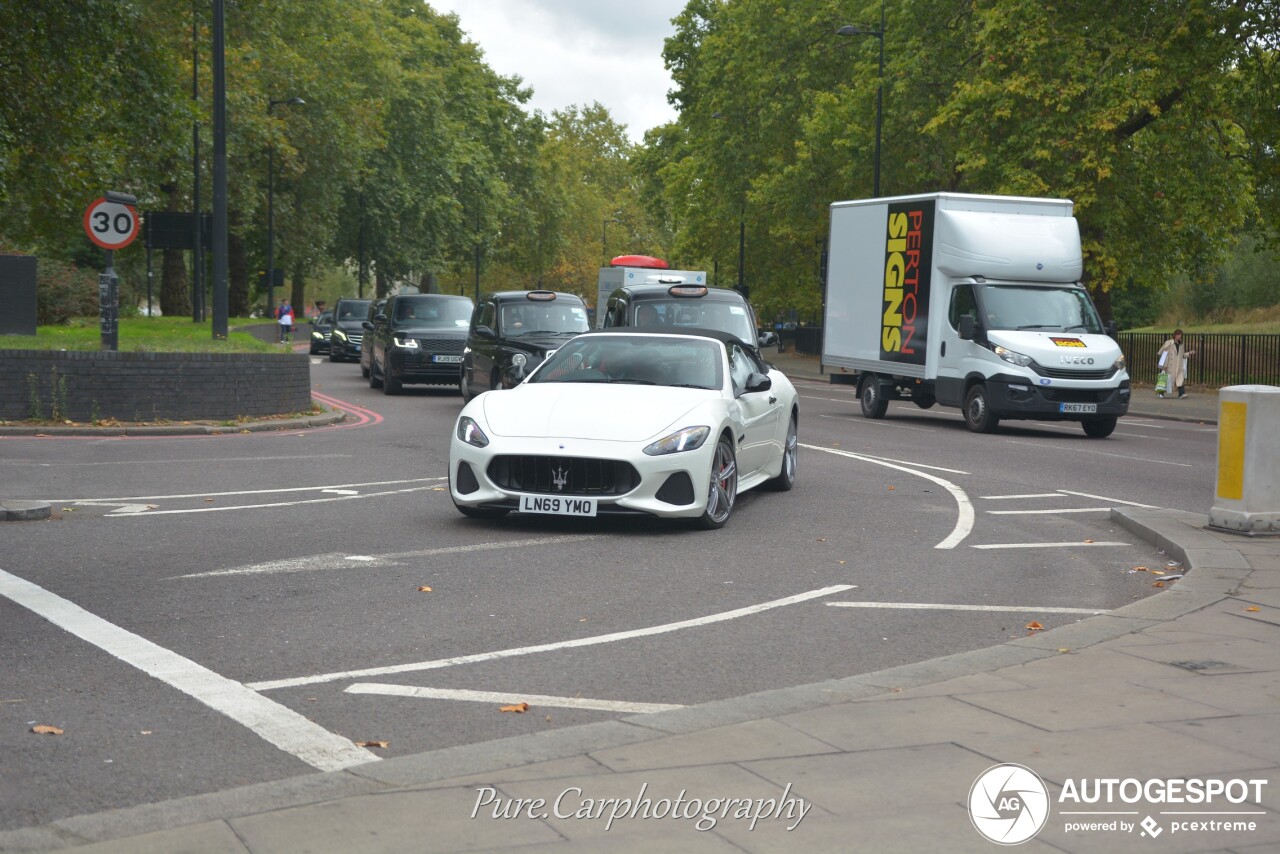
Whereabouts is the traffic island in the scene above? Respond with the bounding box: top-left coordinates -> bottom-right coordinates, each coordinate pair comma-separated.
0,500 -> 51,521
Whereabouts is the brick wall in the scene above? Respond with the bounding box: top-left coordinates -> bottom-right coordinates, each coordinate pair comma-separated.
0,350 -> 312,422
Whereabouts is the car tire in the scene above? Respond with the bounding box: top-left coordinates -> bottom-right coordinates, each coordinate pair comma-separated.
460,368 -> 474,403
383,369 -> 401,395
859,375 -> 889,419
764,411 -> 797,492
1082,417 -> 1117,438
696,434 -> 738,530
328,349 -> 340,362
369,361 -> 383,389
963,384 -> 1000,433
361,363 -> 370,378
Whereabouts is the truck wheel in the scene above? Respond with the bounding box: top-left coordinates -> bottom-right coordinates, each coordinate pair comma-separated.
963,384 -> 999,433
859,376 -> 889,419
1082,417 -> 1117,438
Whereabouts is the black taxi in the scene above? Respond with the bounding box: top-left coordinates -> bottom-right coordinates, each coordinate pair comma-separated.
599,281 -> 761,349
460,290 -> 590,402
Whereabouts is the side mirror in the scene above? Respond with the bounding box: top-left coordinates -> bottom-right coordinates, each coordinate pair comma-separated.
361,320 -> 373,331
474,325 -> 496,339
1105,320 -> 1118,339
958,314 -> 976,341
745,372 -> 772,393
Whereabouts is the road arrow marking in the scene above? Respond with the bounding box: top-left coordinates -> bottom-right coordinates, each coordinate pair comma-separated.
321,488 -> 359,495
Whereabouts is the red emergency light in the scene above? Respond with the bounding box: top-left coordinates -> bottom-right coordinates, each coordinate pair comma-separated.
610,255 -> 668,269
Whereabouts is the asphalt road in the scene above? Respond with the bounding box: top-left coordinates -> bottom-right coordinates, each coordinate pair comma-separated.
0,356 -> 1216,831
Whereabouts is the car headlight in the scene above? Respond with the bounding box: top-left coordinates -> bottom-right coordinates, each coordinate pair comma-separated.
311,330 -> 323,339
510,352 -> 527,368
1112,354 -> 1126,371
457,416 -> 489,448
333,329 -> 348,341
994,345 -> 1033,367
394,336 -> 419,349
644,425 -> 710,456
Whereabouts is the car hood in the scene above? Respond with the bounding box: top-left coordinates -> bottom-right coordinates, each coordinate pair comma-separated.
504,334 -> 580,356
480,384 -> 713,441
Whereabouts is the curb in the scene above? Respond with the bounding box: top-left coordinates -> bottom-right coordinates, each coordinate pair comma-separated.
0,507 -> 1233,849
0,408 -> 345,438
0,499 -> 51,522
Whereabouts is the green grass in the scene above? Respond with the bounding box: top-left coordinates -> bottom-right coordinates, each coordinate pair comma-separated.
1129,305 -> 1280,335
0,317 -> 284,352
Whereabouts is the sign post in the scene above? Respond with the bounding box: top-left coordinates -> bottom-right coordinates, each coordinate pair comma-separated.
84,193 -> 139,351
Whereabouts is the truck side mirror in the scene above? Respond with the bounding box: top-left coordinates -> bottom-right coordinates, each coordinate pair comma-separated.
1105,320 -> 1118,339
958,314 -> 976,341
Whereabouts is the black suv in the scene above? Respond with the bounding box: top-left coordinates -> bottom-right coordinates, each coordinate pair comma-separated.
359,298 -> 386,378
461,290 -> 590,402
307,310 -> 334,355
367,293 -> 474,393
600,281 -> 761,348
328,297 -> 372,362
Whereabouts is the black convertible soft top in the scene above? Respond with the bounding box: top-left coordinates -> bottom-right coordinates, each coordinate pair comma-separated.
578,326 -> 750,348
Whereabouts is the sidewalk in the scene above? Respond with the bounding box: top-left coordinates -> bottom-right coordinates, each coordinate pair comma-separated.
2,509 -> 1274,853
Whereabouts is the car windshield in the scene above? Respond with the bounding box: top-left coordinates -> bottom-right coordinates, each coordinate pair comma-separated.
394,296 -> 471,329
631,299 -> 756,344
336,301 -> 371,321
978,285 -> 1104,334
530,336 -> 724,390
500,302 -> 589,336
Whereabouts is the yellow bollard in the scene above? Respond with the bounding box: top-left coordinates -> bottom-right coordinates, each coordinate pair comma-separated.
1209,385 -> 1280,534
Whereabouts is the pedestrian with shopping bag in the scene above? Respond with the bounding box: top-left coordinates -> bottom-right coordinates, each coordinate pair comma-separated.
277,299 -> 294,344
1155,328 -> 1195,399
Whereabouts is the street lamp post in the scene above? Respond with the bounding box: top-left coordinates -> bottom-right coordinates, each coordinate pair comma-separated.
836,0 -> 885,197
711,112 -> 750,301
265,96 -> 305,321
602,217 -> 620,263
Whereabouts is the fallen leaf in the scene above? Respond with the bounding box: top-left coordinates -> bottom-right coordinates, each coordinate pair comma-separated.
1153,580 -> 1165,588
817,537 -> 827,542
31,725 -> 63,735
1084,538 -> 1094,544
887,485 -> 895,491
1150,569 -> 1165,576
500,703 -> 529,714
1245,606 -> 1261,612
355,740 -> 389,749
838,560 -> 846,565
61,507 -> 75,512
1133,566 -> 1148,572
140,730 -> 152,735
1025,621 -> 1044,632
417,586 -> 432,592
204,498 -> 214,503
1058,648 -> 1071,653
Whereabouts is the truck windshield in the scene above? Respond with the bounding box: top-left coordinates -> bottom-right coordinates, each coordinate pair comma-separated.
977,285 -> 1104,334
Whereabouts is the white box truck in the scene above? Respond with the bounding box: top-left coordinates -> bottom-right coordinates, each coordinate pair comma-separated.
595,255 -> 706,328
822,192 -> 1129,437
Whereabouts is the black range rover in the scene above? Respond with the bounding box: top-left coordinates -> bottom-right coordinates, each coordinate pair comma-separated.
460,290 -> 590,402
367,293 -> 474,393
328,297 -> 372,362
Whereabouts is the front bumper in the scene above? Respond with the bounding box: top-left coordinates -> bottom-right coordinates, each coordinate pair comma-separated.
449,432 -> 715,519
388,349 -> 463,384
988,376 -> 1130,420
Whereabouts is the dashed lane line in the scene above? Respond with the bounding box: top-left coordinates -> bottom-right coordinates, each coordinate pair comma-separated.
986,508 -> 1112,515
0,567 -> 376,772
344,684 -> 685,714
971,541 -> 1130,550
247,585 -> 856,692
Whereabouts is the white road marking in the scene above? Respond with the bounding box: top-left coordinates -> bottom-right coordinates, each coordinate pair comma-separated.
801,444 -> 973,549
1002,440 -> 1193,467
982,493 -> 1063,500
0,567 -> 375,772
321,488 -> 360,495
826,601 -> 1108,615
345,684 -> 685,714
51,477 -> 443,503
175,535 -> 606,579
70,501 -> 153,514
986,507 -> 1112,515
971,541 -> 1130,550
248,585 -> 855,691
107,485 -> 436,517
1057,490 -> 1159,508
816,413 -> 932,433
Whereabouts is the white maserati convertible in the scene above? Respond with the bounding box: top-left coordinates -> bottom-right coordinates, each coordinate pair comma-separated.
448,328 -> 799,529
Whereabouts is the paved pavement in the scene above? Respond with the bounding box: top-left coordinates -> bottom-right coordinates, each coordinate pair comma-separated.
5,348 -> 1274,853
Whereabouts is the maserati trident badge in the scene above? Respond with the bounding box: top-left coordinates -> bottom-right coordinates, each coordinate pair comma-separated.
551,465 -> 568,492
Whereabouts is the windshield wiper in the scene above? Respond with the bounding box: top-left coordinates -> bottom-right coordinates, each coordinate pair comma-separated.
1016,324 -> 1060,330
610,378 -> 658,385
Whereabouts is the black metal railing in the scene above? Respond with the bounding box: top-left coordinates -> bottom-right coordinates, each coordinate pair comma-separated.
792,328 -> 1280,388
1118,333 -> 1280,388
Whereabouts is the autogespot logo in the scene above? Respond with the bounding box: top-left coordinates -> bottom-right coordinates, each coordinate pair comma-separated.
969,763 -> 1051,845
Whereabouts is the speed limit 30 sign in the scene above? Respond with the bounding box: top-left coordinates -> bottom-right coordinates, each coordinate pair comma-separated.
83,196 -> 139,249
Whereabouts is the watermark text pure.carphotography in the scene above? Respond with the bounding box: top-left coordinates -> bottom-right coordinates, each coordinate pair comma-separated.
471,781 -> 811,832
